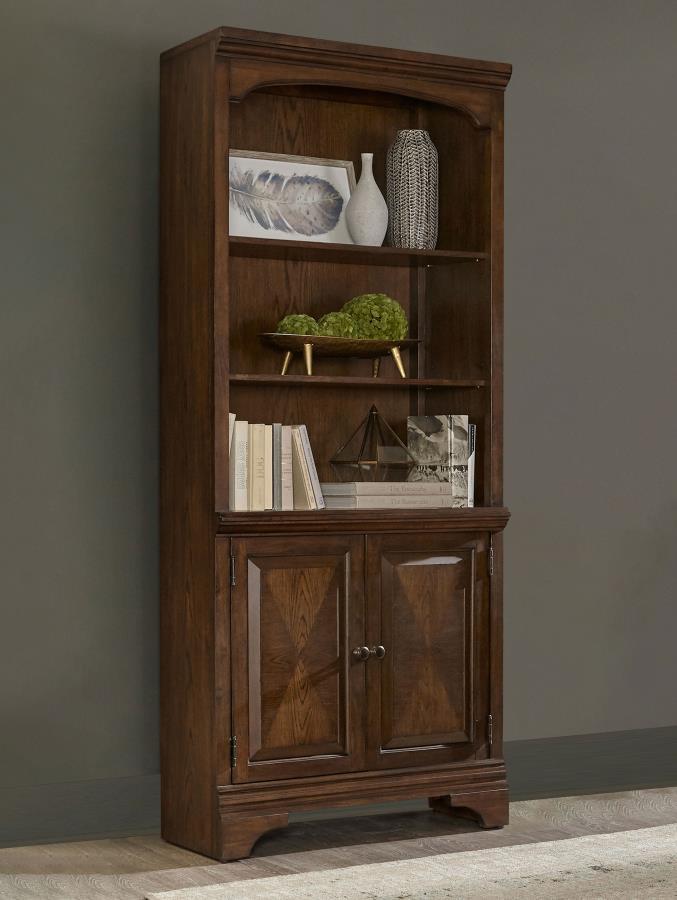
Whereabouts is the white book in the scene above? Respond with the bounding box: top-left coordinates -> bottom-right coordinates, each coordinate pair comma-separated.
298,425 -> 325,510
229,420 -> 248,511
229,412 -> 236,452
324,494 -> 466,510
291,427 -> 316,510
467,423 -> 476,508
272,424 -> 283,511
280,425 -> 294,511
248,424 -> 266,512
321,481 -> 455,497
264,424 -> 273,510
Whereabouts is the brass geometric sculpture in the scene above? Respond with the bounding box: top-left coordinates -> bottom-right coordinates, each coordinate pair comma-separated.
330,405 -> 416,482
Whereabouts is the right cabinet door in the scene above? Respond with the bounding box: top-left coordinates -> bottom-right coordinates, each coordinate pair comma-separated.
366,532 -> 489,770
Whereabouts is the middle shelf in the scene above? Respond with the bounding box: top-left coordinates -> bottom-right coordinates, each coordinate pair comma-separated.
229,235 -> 489,267
229,374 -> 486,389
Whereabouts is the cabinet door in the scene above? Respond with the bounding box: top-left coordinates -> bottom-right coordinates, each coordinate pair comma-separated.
231,535 -> 365,783
366,532 -> 489,769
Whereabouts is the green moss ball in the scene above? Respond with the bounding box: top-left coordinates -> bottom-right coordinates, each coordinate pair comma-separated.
276,314 -> 319,336
317,311 -> 357,338
341,293 -> 408,341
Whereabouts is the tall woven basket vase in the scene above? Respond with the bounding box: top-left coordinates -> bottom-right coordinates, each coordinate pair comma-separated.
386,129 -> 439,249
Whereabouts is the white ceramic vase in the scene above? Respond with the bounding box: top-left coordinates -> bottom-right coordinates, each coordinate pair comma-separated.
345,153 -> 388,246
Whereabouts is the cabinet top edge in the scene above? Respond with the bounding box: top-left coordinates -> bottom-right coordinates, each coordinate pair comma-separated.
160,26 -> 512,88
217,506 -> 510,535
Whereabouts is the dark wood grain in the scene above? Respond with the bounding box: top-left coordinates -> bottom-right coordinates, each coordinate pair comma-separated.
219,813 -> 288,861
217,762 -> 507,815
161,26 -> 510,861
366,533 -> 489,770
230,375 -> 486,389
214,539 -> 232,787
230,235 -> 487,266
159,39 -> 218,858
429,788 -> 509,828
230,536 -> 365,783
218,507 -> 510,535
163,27 -> 512,93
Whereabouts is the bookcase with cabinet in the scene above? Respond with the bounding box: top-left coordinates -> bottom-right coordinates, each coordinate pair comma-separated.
160,26 -> 511,861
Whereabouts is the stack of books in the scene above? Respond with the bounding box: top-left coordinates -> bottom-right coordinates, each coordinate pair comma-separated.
320,413 -> 475,510
320,481 -> 469,509
229,415 -> 325,511
407,414 -> 475,506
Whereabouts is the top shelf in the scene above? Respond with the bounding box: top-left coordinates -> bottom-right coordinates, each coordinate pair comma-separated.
229,236 -> 488,267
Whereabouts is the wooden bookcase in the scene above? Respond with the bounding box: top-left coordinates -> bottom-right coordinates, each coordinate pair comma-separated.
160,27 -> 511,861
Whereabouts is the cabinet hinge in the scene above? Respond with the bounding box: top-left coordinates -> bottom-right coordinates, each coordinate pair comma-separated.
230,735 -> 238,768
487,714 -> 494,747
488,546 -> 494,577
230,554 -> 236,587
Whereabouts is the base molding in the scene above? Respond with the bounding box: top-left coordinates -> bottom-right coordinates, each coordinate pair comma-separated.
219,812 -> 288,861
429,788 -> 509,828
217,768 -> 508,859
218,760 -> 508,818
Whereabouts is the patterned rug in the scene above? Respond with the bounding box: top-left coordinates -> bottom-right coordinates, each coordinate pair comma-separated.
146,824 -> 677,899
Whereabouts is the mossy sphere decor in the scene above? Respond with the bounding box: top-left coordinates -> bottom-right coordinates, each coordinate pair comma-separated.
276,313 -> 319,336
341,293 -> 408,341
317,311 -> 357,338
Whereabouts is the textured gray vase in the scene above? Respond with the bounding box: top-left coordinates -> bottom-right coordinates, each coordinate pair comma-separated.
386,129 -> 439,249
345,153 -> 388,246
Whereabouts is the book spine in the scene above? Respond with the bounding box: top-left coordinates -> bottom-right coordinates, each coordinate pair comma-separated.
229,412 -> 236,453
229,420 -> 248,511
325,494 -> 465,509
291,427 -> 314,509
280,425 -> 294,510
264,425 -> 273,510
299,425 -> 325,510
320,482 -> 457,496
272,424 -> 282,511
467,423 -> 476,508
249,424 -> 266,512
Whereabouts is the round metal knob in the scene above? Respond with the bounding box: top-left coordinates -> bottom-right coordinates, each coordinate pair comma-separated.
372,645 -> 387,659
352,646 -> 371,661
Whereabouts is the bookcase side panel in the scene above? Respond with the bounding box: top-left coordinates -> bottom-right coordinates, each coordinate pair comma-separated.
214,57 -> 231,512
160,41 -> 218,857
489,92 -> 505,508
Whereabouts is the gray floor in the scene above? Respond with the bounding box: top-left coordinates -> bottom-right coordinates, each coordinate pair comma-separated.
0,788 -> 676,899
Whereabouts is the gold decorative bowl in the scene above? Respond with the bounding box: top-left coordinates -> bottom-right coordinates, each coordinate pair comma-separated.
260,333 -> 420,377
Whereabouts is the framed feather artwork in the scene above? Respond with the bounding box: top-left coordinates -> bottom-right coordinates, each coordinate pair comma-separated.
229,150 -> 356,243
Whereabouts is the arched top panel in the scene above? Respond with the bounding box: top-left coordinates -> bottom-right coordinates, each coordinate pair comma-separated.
227,60 -> 499,130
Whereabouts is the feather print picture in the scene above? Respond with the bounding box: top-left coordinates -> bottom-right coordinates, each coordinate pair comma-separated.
229,150 -> 356,243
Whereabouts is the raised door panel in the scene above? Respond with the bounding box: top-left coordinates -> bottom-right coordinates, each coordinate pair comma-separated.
231,535 -> 365,782
366,532 -> 488,769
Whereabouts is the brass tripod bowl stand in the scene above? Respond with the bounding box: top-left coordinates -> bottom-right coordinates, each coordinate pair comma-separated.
260,334 -> 420,378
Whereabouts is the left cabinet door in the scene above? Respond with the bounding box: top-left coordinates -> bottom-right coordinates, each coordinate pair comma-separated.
230,535 -> 365,783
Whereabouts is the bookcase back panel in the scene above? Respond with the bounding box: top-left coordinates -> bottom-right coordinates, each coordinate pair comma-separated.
424,264 -> 491,383
229,256 -> 412,378
419,104 -> 490,252
228,88 -> 489,254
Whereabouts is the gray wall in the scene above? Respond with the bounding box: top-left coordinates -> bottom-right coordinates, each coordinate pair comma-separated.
1,0 -> 676,808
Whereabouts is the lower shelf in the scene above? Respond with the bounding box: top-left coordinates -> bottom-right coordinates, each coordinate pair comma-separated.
217,506 -> 510,534
230,374 -> 486,389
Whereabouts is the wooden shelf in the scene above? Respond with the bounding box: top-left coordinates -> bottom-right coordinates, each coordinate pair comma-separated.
229,236 -> 488,267
217,506 -> 510,535
230,374 -> 486,389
